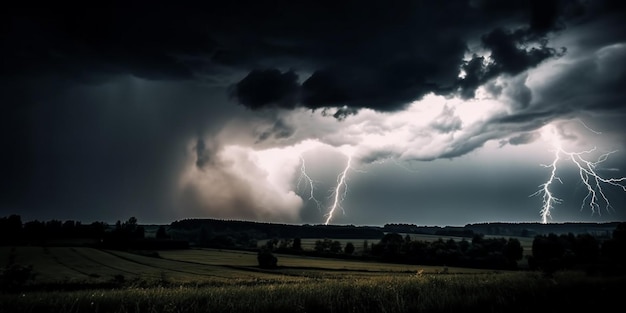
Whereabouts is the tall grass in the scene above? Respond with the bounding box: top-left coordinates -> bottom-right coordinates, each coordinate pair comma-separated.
2,271 -> 623,313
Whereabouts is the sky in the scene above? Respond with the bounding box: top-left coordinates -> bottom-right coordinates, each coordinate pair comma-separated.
2,0 -> 626,226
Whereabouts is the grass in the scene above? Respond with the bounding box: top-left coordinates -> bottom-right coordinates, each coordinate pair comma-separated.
2,271 -> 624,313
160,248 -> 486,274
2,246 -> 623,312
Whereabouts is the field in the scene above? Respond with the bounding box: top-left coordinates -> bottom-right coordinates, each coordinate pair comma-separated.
3,246 -> 484,286
1,246 -> 623,312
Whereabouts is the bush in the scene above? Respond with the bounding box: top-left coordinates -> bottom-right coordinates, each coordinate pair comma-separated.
257,249 -> 278,269
344,242 -> 355,255
0,264 -> 36,292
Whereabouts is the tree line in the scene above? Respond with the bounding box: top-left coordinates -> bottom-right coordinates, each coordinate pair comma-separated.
259,233 -> 524,270
259,222 -> 626,273
0,215 -> 185,249
529,222 -> 626,276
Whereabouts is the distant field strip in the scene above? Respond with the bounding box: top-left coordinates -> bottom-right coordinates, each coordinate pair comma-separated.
101,249 -> 234,279
12,247 -> 91,282
160,249 -> 491,275
69,248 -> 152,277
102,249 -> 289,281
4,246 -> 505,287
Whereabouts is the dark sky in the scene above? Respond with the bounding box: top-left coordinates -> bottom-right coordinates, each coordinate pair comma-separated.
2,0 -> 626,226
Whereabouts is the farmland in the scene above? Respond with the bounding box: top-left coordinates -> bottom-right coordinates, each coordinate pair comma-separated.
5,246 -> 485,286
1,245 -> 625,312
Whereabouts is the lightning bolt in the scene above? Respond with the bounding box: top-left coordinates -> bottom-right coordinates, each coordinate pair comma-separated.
324,153 -> 353,225
531,124 -> 626,223
530,137 -> 563,224
297,156 -> 322,211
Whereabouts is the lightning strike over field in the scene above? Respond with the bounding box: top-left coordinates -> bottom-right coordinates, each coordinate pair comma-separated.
532,124 -> 626,223
324,153 -> 353,225
297,156 -> 322,211
530,133 -> 564,224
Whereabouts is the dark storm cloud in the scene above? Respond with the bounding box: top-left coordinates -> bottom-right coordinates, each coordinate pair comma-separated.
494,111 -> 558,125
2,0 -> 626,224
233,25 -> 561,112
535,42 -> 626,113
1,3 -> 213,82
230,0 -> 580,112
194,138 -> 213,169
456,27 -> 565,99
1,0 -> 603,109
256,118 -> 296,143
231,69 -> 299,110
0,75 -> 233,221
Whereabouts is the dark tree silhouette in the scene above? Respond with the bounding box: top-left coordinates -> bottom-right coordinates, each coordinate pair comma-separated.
257,248 -> 278,269
503,238 -> 523,263
0,215 -> 22,245
344,242 -> 355,255
156,226 -> 169,239
292,237 -> 302,251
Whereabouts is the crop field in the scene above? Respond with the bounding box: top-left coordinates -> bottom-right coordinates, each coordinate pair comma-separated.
1,246 -> 623,312
7,247 -> 486,286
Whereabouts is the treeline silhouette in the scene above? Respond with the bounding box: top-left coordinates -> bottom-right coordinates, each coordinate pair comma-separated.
260,233 -> 524,270
0,215 -> 187,250
383,222 -> 619,238
259,222 -> 626,272
3,214 -> 625,273
169,218 -> 384,249
0,214 -> 107,245
529,223 -> 626,276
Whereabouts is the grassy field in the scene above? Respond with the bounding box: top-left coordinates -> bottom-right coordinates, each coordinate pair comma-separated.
1,246 -> 623,312
5,247 -> 488,285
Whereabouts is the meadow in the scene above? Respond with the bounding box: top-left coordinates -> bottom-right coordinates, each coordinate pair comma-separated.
1,245 -> 623,312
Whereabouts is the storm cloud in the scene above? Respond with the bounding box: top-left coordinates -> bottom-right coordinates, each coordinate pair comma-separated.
2,0 -> 625,225
231,0 -> 572,113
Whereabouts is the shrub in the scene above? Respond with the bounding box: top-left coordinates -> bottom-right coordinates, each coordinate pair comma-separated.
0,264 -> 36,292
257,249 -> 278,269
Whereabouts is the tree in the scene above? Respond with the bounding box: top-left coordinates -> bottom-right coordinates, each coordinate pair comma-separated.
503,238 -> 524,262
0,215 -> 22,244
315,239 -> 332,253
330,241 -> 342,253
378,233 -> 405,258
134,226 -> 145,239
292,237 -> 302,251
529,233 -> 568,276
156,226 -> 169,239
601,222 -> 626,264
573,234 -> 599,264
257,248 -> 277,269
0,264 -> 36,292
278,238 -> 293,250
123,217 -> 138,233
344,242 -> 355,255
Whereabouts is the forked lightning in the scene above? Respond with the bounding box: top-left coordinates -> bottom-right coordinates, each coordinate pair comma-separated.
324,154 -> 353,225
531,124 -> 626,223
